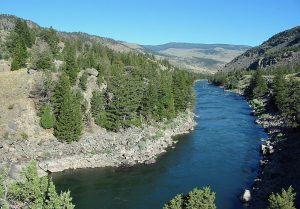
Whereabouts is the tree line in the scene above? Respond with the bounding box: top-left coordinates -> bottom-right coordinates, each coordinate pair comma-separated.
4,18 -> 197,142
210,66 -> 300,129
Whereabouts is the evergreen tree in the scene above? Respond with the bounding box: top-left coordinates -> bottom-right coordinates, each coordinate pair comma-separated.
13,18 -> 34,48
51,73 -> 71,117
287,80 -> 300,128
40,27 -> 60,57
1,161 -> 75,209
164,187 -> 216,209
268,186 -> 296,209
249,70 -> 268,99
273,73 -> 289,113
157,72 -> 175,120
63,43 -> 79,84
105,65 -> 144,130
54,89 -> 83,142
163,194 -> 184,209
40,104 -> 56,129
91,90 -> 108,127
10,34 -> 28,71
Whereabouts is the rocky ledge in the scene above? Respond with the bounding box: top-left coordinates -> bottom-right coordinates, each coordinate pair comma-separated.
0,110 -> 196,179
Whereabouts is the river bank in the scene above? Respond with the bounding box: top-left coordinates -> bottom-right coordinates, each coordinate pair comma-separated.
213,83 -> 300,208
0,110 -> 196,178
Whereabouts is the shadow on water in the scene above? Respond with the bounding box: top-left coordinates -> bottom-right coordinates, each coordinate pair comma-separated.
52,80 -> 267,209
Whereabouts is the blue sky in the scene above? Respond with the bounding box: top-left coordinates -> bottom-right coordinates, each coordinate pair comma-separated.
1,0 -> 300,46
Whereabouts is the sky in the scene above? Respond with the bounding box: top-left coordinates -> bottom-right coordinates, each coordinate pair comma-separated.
0,0 -> 300,46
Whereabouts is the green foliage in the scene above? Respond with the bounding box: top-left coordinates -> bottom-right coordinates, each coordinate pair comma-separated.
172,70 -> 195,113
79,72 -> 88,91
10,33 -> 28,71
268,186 -> 296,209
39,27 -> 60,57
185,187 -> 216,209
272,74 -> 300,128
91,90 -> 108,127
7,18 -> 35,70
157,72 -> 176,120
249,70 -> 268,99
13,18 -> 35,48
164,187 -> 216,209
0,161 -> 75,209
163,194 -> 184,209
51,73 -> 71,117
63,42 -> 79,84
273,73 -> 289,113
104,65 -> 144,130
20,132 -> 28,140
30,39 -> 53,70
40,104 -> 56,129
54,89 -> 83,142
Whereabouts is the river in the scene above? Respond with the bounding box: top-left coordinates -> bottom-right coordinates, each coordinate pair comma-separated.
52,80 -> 267,209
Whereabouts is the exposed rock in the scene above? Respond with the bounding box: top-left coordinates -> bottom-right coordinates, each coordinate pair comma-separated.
86,68 -> 98,77
240,189 -> 251,203
27,69 -> 37,75
1,111 -> 196,177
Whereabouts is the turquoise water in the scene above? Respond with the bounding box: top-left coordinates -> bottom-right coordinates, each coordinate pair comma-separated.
53,80 -> 267,209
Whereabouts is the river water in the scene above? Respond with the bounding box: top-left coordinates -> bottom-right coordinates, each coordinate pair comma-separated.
53,80 -> 267,209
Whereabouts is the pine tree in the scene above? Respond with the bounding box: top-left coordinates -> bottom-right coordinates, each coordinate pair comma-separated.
249,70 -> 268,99
287,80 -> 300,128
14,18 -> 34,48
40,104 -> 55,129
40,27 -> 60,57
10,34 -> 28,71
268,186 -> 296,209
91,90 -> 108,127
63,43 -> 79,84
157,72 -> 175,120
54,89 -> 83,142
105,65 -> 144,130
273,73 -> 289,113
4,161 -> 75,209
51,73 -> 71,117
164,187 -> 216,209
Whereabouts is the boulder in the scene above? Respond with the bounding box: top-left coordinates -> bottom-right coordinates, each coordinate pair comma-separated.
240,189 -> 251,203
27,69 -> 37,74
86,68 -> 98,77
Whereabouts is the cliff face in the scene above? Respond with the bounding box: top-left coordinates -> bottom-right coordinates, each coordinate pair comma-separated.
223,26 -> 300,71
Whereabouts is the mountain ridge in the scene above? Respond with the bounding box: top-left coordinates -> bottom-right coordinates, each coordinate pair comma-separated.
223,26 -> 300,71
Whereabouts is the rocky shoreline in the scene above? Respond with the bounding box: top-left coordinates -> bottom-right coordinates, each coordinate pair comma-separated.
0,110 -> 196,179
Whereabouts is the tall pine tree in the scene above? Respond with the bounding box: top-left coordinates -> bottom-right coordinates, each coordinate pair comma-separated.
54,89 -> 83,142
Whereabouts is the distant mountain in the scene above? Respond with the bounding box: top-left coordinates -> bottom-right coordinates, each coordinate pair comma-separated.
223,26 -> 300,71
143,43 -> 251,73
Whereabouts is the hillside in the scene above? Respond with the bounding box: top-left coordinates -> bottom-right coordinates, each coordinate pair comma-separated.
143,42 -> 251,73
0,14 -> 144,55
223,26 -> 300,71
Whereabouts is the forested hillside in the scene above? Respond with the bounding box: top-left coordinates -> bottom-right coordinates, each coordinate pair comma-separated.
0,14 -> 197,143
